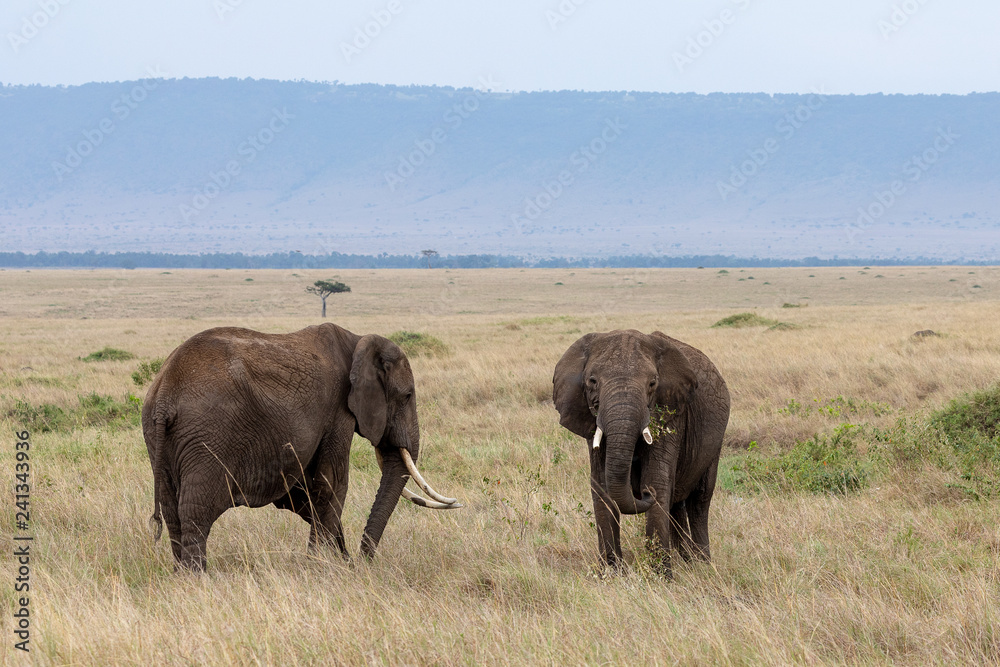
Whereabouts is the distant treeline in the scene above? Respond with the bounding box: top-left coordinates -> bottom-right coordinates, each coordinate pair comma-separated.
0,251 -> 987,269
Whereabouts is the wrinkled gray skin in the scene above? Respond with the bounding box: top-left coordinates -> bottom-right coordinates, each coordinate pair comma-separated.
142,324 -> 421,571
553,330 -> 730,576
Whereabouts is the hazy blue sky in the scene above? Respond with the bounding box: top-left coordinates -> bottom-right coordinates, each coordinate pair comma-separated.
2,0 -> 998,93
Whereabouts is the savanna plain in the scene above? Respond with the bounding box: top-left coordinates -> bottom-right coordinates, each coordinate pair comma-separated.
2,265 -> 1000,666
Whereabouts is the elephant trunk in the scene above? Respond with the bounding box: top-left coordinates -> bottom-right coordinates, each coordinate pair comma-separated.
360,447 -> 410,558
600,388 -> 656,515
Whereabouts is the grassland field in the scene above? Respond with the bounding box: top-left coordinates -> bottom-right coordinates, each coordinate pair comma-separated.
1,265 -> 999,665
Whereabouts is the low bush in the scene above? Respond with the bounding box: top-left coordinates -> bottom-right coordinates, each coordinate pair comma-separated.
712,312 -> 781,328
80,347 -> 135,362
728,425 -> 869,495
387,331 -> 448,357
732,385 -> 1000,499
8,393 -> 142,433
930,383 -> 1000,441
9,399 -> 68,433
131,358 -> 165,387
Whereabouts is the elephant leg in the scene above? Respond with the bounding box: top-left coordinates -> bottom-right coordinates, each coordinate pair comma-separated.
643,485 -> 673,578
176,488 -> 228,572
178,500 -> 225,572
670,501 -> 695,563
638,447 -> 673,577
686,460 -> 719,562
309,455 -> 350,558
589,448 -> 622,568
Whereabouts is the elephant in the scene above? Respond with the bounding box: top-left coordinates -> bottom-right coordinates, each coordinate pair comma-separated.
552,330 -> 730,576
142,323 -> 461,571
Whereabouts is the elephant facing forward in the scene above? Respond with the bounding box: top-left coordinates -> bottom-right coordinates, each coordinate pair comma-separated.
553,330 -> 730,576
142,323 -> 460,571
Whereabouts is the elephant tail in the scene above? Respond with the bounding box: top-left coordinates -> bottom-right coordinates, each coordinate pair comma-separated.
148,403 -> 171,542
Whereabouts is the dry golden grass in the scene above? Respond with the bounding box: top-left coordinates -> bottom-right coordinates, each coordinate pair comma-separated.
1,266 -> 999,665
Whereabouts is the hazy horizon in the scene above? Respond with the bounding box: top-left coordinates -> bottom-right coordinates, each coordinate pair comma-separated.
2,3 -> 997,262
3,1 -> 998,95
2,81 -> 996,261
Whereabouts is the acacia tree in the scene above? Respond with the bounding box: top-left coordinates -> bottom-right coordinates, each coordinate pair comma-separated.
306,279 -> 350,318
421,249 -> 438,268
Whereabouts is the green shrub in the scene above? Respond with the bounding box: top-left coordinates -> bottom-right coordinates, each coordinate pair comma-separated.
727,385 -> 1000,499
131,358 -> 165,387
728,425 -> 869,495
76,393 -> 142,429
930,384 -> 1000,441
80,347 -> 135,362
923,385 -> 1000,496
9,399 -> 68,433
711,312 -> 781,328
387,331 -> 448,357
7,393 -> 142,433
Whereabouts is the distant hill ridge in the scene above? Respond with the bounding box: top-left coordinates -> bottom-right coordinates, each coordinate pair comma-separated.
1,79 -> 997,260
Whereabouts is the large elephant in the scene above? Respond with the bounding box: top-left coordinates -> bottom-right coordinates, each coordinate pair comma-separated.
552,330 -> 730,575
142,323 -> 460,571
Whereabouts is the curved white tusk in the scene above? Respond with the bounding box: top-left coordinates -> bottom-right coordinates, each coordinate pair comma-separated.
642,427 -> 653,444
592,426 -> 603,450
401,449 -> 459,505
376,450 -> 462,508
402,487 -> 463,509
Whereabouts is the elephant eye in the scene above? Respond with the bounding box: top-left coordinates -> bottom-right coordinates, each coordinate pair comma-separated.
587,376 -> 597,386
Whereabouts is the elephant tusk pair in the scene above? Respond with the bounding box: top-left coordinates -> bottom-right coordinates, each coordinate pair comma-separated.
593,425 -> 653,448
400,449 -> 461,507
375,448 -> 462,509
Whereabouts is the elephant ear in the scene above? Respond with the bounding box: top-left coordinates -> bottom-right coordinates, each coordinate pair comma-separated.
552,333 -> 600,438
649,332 -> 698,412
349,334 -> 391,445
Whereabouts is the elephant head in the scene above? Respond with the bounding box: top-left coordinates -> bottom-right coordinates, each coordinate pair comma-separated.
349,335 -> 458,556
349,334 -> 421,459
553,330 -> 697,514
